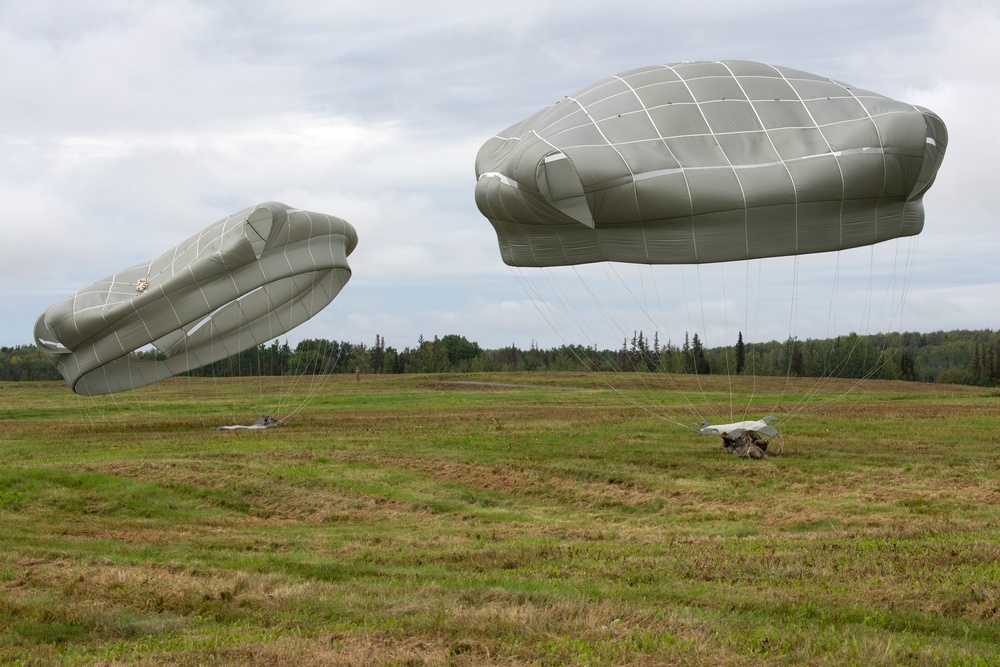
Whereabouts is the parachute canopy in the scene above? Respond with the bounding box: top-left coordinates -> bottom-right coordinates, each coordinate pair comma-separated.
35,202 -> 358,395
475,61 -> 947,267
699,416 -> 779,439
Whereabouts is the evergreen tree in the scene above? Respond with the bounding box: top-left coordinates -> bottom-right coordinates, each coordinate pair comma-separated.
370,334 -> 385,373
682,332 -> 693,373
735,331 -> 746,375
691,333 -> 709,374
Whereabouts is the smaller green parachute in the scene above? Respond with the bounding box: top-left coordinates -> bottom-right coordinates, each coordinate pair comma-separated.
34,202 -> 357,395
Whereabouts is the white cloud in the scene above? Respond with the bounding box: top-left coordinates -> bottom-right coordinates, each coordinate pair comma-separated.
5,0 -> 999,351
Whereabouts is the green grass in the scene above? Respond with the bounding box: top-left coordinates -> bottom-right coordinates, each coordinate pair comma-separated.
1,372 -> 999,665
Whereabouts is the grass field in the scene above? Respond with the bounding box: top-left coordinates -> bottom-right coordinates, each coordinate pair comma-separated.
2,372 -> 999,665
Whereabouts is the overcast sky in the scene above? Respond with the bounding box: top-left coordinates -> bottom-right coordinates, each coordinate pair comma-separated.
3,0 -> 996,353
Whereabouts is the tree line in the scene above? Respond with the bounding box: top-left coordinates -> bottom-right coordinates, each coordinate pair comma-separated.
4,328 -> 1000,386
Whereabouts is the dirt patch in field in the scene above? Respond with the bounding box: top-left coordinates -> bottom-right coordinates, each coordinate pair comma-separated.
432,379 -> 549,390
67,459 -> 431,525
335,454 -> 681,512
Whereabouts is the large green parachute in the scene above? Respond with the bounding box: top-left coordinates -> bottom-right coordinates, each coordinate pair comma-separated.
35,202 -> 357,395
475,61 -> 947,267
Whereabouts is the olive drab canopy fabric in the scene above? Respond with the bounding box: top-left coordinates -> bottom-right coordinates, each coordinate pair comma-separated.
475,61 -> 947,267
35,202 -> 358,395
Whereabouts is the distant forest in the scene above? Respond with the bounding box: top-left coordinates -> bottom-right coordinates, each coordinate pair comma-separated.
7,329 -> 1000,387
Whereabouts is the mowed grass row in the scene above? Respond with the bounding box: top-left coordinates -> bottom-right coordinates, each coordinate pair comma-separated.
1,373 -> 999,665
